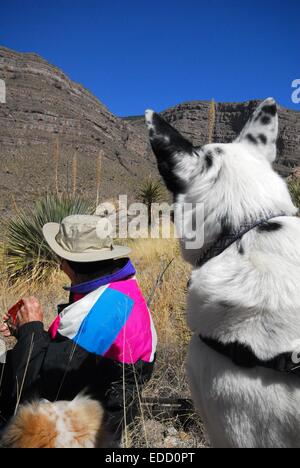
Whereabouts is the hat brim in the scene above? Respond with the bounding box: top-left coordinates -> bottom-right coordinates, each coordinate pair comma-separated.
43,223 -> 131,263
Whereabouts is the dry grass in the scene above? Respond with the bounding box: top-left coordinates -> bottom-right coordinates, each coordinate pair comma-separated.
127,238 -> 206,447
0,236 -> 207,448
131,237 -> 191,351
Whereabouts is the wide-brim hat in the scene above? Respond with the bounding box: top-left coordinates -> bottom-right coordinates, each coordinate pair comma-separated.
43,215 -> 131,263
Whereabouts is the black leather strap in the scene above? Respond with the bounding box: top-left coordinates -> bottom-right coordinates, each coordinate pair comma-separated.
200,335 -> 300,376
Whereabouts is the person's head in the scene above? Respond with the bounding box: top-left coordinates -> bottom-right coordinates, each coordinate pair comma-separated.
43,214 -> 131,283
59,257 -> 128,284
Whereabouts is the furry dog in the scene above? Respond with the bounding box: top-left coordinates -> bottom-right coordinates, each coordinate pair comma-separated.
145,99 -> 300,448
1,395 -> 105,448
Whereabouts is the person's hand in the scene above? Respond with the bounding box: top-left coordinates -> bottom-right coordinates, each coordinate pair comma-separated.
16,297 -> 44,328
0,297 -> 44,338
0,315 -> 12,338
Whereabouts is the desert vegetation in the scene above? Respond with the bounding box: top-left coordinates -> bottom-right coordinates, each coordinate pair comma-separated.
207,99 -> 216,144
1,122 -> 298,448
0,226 -> 206,447
3,193 -> 93,282
137,178 -> 167,226
0,153 -> 206,447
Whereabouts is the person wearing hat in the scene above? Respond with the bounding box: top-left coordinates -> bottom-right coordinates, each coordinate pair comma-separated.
0,215 -> 157,446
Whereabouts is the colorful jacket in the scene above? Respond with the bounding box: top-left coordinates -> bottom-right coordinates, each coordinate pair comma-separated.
49,261 -> 157,364
0,260 -> 156,437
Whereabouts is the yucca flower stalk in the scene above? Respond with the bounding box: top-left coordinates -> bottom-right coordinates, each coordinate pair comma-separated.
72,153 -> 78,195
207,98 -> 216,144
96,150 -> 103,207
53,139 -> 60,196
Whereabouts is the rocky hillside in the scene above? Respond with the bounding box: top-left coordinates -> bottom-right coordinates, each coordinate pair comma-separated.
0,46 -> 299,216
0,47 -> 155,216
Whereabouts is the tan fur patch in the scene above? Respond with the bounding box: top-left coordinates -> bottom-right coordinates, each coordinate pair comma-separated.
62,401 -> 104,448
2,404 -> 57,448
1,397 -> 105,449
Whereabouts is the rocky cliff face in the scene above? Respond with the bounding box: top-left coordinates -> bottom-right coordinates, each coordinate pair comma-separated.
0,47 -> 154,216
0,46 -> 299,216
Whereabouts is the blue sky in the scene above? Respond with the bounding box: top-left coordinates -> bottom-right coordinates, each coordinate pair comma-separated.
1,0 -> 299,116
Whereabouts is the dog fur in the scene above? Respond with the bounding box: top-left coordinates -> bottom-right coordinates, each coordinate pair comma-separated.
145,98 -> 300,448
1,395 -> 105,448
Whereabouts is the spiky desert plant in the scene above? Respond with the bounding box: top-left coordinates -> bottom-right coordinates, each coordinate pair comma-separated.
4,193 -> 92,282
207,98 -> 216,144
137,179 -> 165,226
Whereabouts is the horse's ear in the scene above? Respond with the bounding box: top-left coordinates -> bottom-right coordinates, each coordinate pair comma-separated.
236,98 -> 278,163
145,110 -> 197,194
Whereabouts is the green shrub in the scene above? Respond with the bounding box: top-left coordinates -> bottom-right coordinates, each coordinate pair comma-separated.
137,179 -> 166,225
4,193 -> 92,282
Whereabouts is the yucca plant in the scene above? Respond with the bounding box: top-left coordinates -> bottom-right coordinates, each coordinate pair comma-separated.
137,179 -> 165,225
4,193 -> 92,282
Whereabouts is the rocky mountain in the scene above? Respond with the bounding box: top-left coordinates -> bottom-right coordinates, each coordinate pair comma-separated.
0,46 -> 299,217
0,46 -> 154,216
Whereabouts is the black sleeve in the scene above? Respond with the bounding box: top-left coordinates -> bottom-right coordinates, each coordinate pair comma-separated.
0,322 -> 50,420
